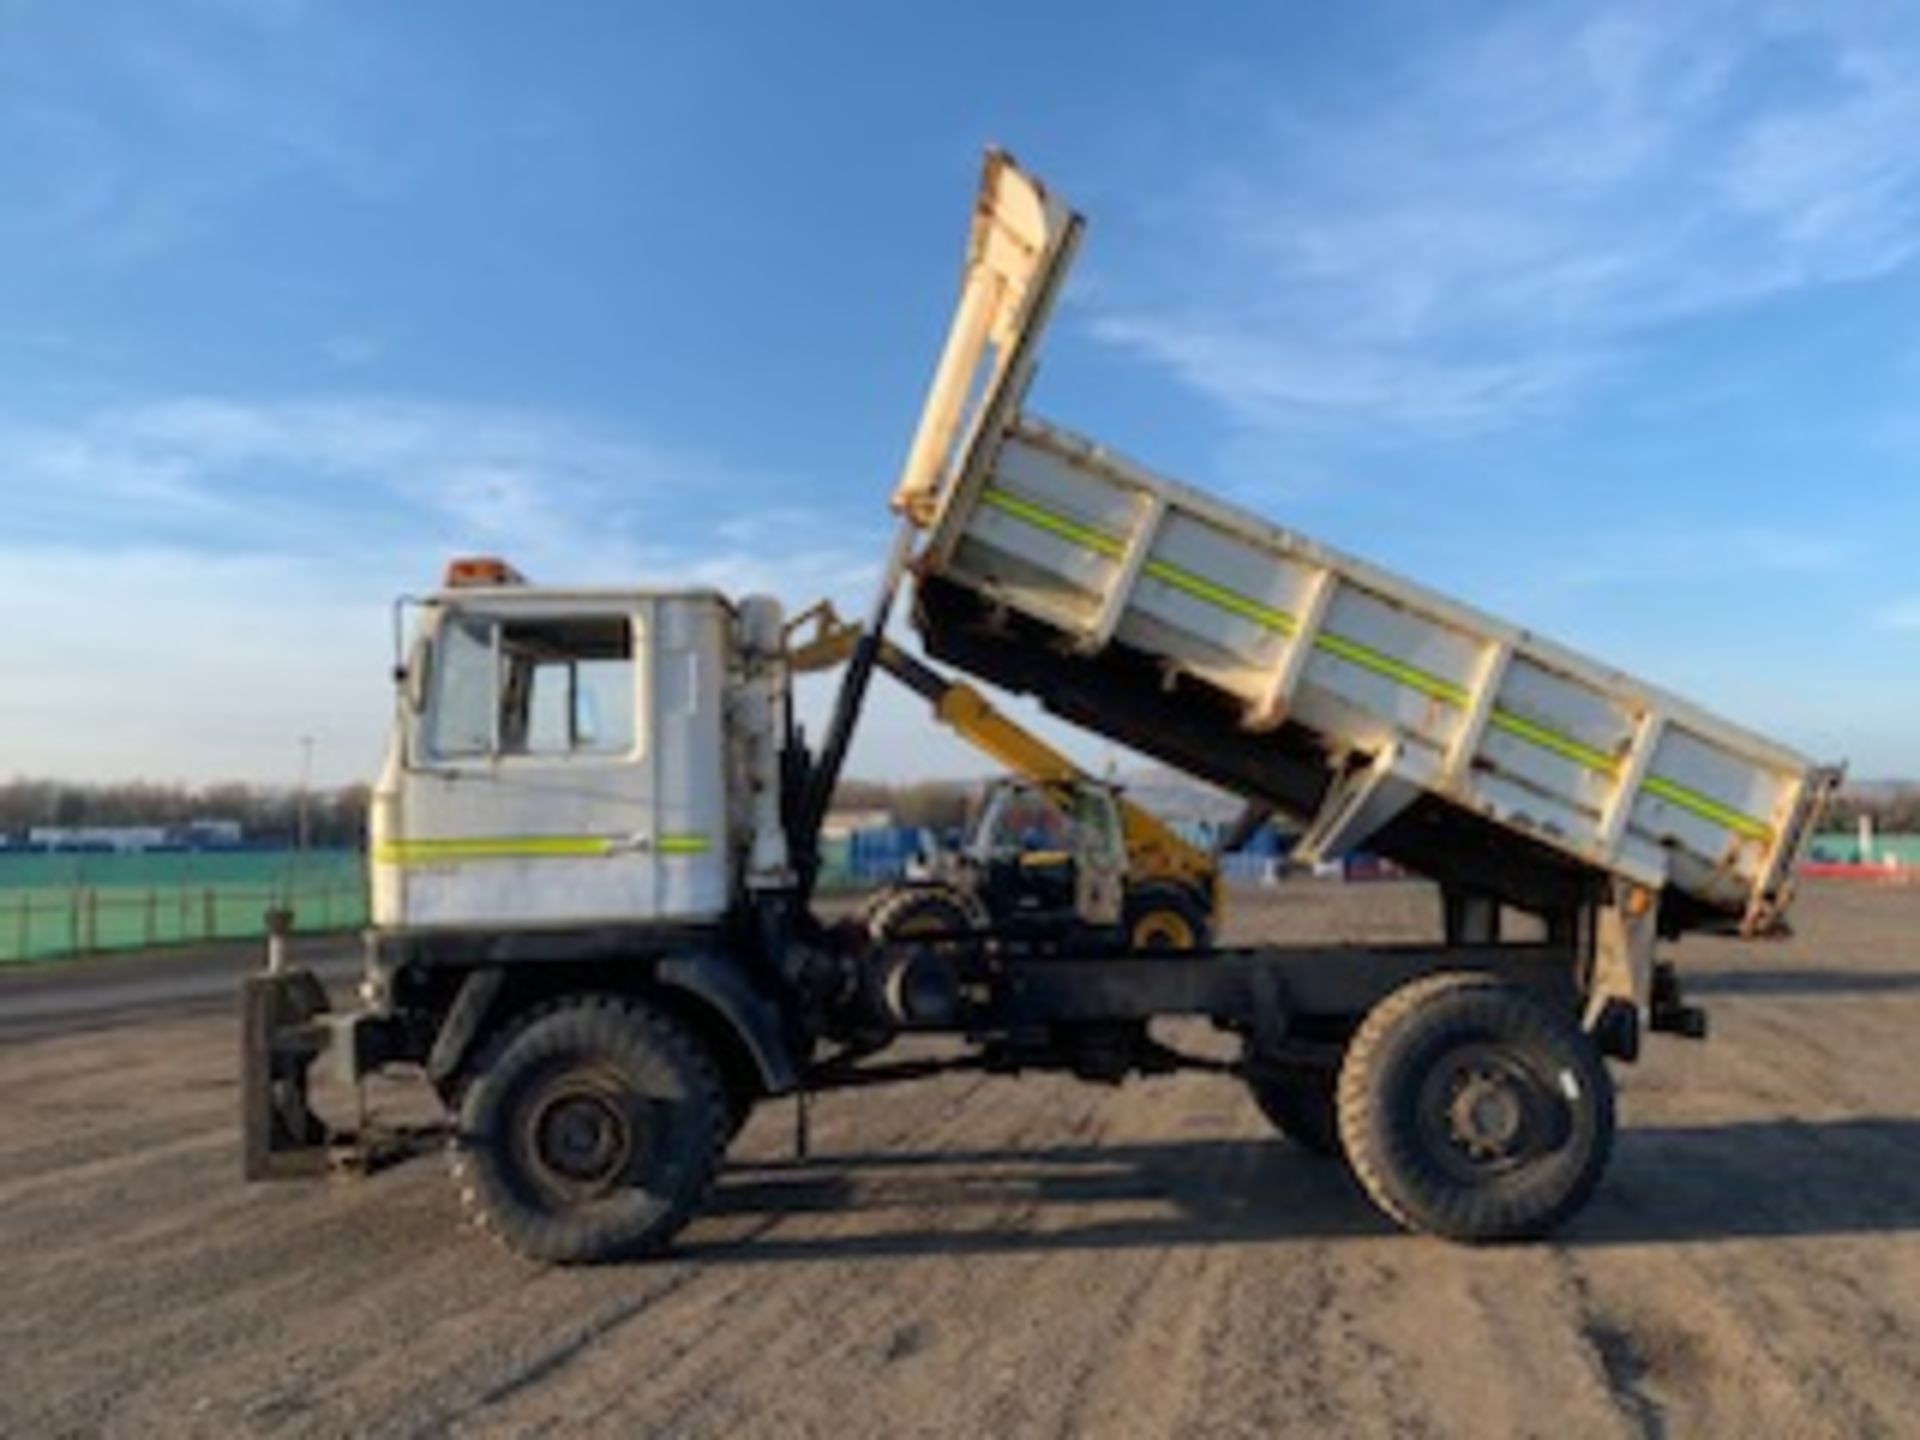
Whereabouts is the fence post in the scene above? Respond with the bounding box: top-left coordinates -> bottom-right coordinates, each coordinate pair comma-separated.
204,888 -> 216,940
84,888 -> 98,953
145,886 -> 157,947
265,903 -> 293,975
14,893 -> 27,962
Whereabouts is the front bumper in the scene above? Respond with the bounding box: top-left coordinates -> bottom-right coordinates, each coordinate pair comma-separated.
239,967 -> 404,1179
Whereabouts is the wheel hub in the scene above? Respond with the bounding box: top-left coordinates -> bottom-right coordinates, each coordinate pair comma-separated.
1447,1070 -> 1526,1159
1416,1043 -> 1562,1175
529,1085 -> 634,1191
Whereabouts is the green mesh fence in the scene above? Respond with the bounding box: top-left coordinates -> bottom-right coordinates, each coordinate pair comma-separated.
0,849 -> 367,963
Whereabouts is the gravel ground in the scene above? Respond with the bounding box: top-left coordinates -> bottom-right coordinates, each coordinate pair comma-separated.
3,879 -> 1918,1439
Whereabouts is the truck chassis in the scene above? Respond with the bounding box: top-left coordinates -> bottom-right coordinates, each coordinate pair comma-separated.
244,884 -> 1703,1261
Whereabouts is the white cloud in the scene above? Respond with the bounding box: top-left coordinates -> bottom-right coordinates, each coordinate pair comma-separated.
0,395 -> 826,576
1876,597 -> 1920,633
0,543 -> 390,786
0,395 -> 891,782
1090,1 -> 1920,434
0,3 -> 444,263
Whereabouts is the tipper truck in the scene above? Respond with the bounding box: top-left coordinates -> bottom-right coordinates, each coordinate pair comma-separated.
244,151 -> 1839,1261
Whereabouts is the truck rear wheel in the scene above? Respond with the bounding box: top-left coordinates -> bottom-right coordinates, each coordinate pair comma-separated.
450,996 -> 726,1263
867,884 -> 981,943
1337,973 -> 1613,1242
1245,1065 -> 1340,1156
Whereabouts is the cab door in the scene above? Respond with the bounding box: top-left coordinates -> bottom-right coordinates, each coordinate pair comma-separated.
1070,787 -> 1126,929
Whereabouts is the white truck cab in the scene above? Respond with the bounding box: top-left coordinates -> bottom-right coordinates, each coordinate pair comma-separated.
371,559 -> 788,933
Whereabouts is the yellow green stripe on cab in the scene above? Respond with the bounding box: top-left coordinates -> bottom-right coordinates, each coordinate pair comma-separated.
375,834 -> 712,865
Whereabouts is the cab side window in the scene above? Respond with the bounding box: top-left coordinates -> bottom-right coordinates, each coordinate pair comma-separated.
427,614 -> 498,757
426,613 -> 638,760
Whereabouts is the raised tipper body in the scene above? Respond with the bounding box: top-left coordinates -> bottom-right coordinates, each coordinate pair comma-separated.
894,151 -> 1837,946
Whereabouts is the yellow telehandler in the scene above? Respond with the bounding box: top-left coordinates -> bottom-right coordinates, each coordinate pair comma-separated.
788,602 -> 1221,951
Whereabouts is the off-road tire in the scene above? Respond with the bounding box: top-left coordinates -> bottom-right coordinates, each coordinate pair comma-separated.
866,884 -> 981,944
724,1090 -> 754,1143
1123,883 -> 1212,952
1337,973 -> 1614,1242
1246,1065 -> 1341,1156
450,995 -> 727,1263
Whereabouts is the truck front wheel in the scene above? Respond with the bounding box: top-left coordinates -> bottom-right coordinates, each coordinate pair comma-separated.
450,996 -> 727,1263
1337,974 -> 1614,1242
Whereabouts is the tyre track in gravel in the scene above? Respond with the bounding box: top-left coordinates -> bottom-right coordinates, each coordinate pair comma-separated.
484,1082 -> 1129,1438
431,1067 -> 1030,1434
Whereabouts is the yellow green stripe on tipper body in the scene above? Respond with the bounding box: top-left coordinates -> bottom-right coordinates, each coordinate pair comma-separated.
978,487 -> 1124,559
974,484 -> 1774,842
1140,557 -> 1299,635
1639,780 -> 1772,842
375,834 -> 712,864
1484,710 -> 1618,775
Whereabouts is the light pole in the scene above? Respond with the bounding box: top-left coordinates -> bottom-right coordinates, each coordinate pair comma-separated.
297,736 -> 314,855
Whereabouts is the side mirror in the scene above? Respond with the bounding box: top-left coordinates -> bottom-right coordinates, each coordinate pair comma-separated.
390,597 -> 431,715
394,637 -> 433,774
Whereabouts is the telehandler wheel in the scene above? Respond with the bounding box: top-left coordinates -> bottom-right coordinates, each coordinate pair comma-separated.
1123,884 -> 1211,952
1337,973 -> 1614,1243
866,885 -> 981,944
1245,1065 -> 1341,1156
450,995 -> 727,1263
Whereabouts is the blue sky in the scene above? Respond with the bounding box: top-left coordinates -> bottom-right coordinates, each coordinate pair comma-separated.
2,0 -> 1916,786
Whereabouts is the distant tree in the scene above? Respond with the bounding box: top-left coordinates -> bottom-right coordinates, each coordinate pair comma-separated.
1823,786 -> 1920,834
891,781 -> 972,833
826,776 -> 976,833
829,778 -> 893,814
0,777 -> 373,847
